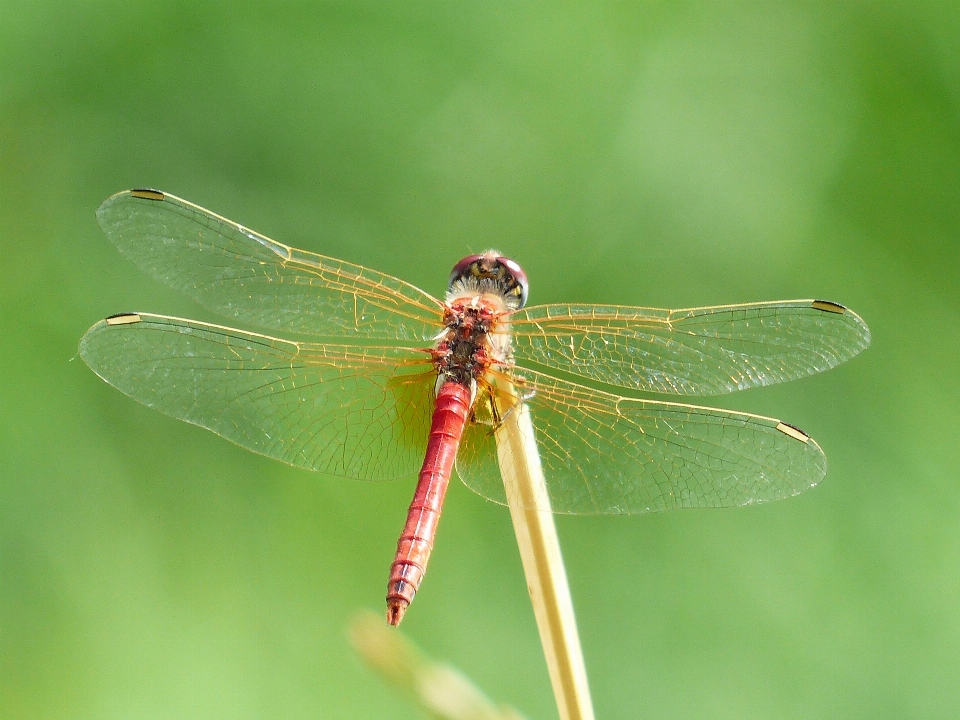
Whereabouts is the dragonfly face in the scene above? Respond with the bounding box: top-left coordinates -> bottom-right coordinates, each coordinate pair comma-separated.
80,189 -> 871,623
448,251 -> 529,311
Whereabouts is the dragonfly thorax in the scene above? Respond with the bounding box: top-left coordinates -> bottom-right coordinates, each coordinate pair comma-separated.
434,295 -> 512,390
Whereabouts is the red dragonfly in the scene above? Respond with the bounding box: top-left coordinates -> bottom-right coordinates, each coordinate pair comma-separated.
80,189 -> 870,624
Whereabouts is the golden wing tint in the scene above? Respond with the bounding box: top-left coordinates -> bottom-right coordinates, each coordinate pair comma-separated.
96,190 -> 446,341
509,300 -> 870,395
79,313 -> 436,480
456,368 -> 826,514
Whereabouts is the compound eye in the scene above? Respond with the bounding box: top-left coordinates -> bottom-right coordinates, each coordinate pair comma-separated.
514,275 -> 529,309
498,257 -> 529,309
449,254 -> 484,288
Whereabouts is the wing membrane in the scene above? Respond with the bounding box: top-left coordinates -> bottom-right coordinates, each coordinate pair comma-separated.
457,368 -> 826,514
80,313 -> 436,480
96,190 -> 445,340
509,300 -> 870,395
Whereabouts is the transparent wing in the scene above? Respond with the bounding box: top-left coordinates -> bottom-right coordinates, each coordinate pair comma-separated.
79,313 -> 437,480
96,190 -> 446,341
456,368 -> 826,514
508,300 -> 870,395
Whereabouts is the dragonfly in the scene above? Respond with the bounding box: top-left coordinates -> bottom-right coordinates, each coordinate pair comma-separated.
80,189 -> 870,625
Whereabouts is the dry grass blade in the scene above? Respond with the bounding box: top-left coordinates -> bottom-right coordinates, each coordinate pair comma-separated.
350,611 -> 527,720
494,382 -> 595,720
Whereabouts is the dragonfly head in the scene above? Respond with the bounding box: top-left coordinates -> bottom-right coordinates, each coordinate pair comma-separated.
448,251 -> 528,310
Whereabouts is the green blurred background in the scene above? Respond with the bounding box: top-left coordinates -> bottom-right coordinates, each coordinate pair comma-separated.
2,2 -> 958,718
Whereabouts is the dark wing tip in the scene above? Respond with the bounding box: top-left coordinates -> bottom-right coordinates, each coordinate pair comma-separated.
775,421 -> 811,443
130,189 -> 165,201
97,188 -> 168,216
104,313 -> 142,325
96,189 -> 174,234
811,300 -> 846,314
811,299 -> 872,351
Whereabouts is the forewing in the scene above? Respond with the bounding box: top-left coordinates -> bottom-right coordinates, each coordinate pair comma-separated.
80,313 -> 436,480
509,300 -> 870,395
97,190 -> 445,340
457,369 -> 826,514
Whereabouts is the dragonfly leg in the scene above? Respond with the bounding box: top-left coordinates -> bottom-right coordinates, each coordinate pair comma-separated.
480,376 -> 533,435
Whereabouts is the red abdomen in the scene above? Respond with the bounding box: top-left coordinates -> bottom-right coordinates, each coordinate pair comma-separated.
386,381 -> 472,625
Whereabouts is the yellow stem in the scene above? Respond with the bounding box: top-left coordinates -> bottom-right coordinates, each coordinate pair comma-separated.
494,381 -> 595,720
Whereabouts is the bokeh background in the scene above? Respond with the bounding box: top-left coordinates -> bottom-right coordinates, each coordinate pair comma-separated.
3,3 -> 959,719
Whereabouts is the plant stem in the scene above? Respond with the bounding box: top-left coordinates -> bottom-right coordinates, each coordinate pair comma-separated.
494,382 -> 595,720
